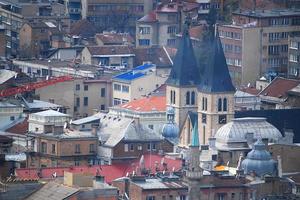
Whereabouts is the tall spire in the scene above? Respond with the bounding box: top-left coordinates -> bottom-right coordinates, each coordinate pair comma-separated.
166,16 -> 200,86
198,30 -> 235,93
191,120 -> 199,147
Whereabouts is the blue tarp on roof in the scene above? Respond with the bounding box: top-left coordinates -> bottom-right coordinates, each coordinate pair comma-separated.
113,63 -> 154,81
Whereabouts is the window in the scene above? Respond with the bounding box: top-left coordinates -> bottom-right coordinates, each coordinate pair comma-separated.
167,39 -> 176,46
217,193 -> 226,200
41,142 -> 47,153
180,195 -> 186,200
113,98 -> 121,105
75,144 -> 80,153
130,144 -> 134,151
138,39 -> 150,46
10,116 -> 15,121
147,143 -> 151,151
137,144 -> 142,150
186,91 -> 190,105
231,193 -> 235,199
89,144 -> 95,153
148,124 -> 154,130
202,113 -> 207,124
51,144 -> 55,154
223,98 -> 227,111
167,26 -> 176,34
84,85 -> 88,91
75,84 -> 80,90
76,97 -> 80,107
83,97 -> 88,106
191,91 -> 195,105
139,27 -> 150,34
124,144 -> 128,152
146,196 -> 155,200
99,57 -> 109,66
290,41 -> 298,49
218,98 -> 222,112
113,84 -> 121,91
122,85 -> 129,93
100,88 -> 106,97
100,104 -> 105,110
74,159 -> 80,166
169,195 -> 173,200
152,143 -> 156,150
219,115 -> 227,124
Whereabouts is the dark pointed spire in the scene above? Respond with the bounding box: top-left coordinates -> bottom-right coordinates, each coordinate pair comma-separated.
198,29 -> 236,93
166,16 -> 200,86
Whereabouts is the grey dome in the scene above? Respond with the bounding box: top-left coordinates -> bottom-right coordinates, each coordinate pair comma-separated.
241,139 -> 277,177
162,123 -> 179,138
215,118 -> 282,150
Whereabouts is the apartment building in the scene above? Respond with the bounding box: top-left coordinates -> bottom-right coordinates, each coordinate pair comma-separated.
218,9 -> 300,86
136,1 -> 199,47
66,0 -> 82,23
112,63 -> 167,105
81,0 -> 154,35
288,35 -> 300,78
0,0 -> 23,58
26,110 -> 98,168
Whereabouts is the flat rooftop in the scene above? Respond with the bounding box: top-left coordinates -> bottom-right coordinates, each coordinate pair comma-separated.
233,9 -> 300,18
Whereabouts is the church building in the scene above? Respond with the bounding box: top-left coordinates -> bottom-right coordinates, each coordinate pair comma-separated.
166,18 -> 236,146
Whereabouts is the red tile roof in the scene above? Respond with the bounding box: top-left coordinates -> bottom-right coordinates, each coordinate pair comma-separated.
138,11 -> 157,23
87,46 -> 134,56
6,118 -> 28,135
118,96 -> 166,112
241,87 -> 260,95
95,33 -> 134,45
259,77 -> 300,98
16,154 -> 182,184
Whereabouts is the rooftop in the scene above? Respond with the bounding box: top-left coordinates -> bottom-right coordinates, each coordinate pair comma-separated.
70,19 -> 98,38
113,63 -> 155,82
87,45 -> 134,57
95,32 -> 134,45
259,77 -> 300,98
31,109 -> 69,117
131,177 -> 188,190
233,9 -> 300,18
117,96 -> 166,112
16,154 -> 182,184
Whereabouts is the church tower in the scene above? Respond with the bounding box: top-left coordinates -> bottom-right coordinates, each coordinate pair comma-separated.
197,28 -> 236,145
186,120 -> 202,200
166,18 -> 200,130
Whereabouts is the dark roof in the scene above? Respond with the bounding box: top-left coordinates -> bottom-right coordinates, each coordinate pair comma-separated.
70,19 -> 98,38
0,135 -> 13,143
87,46 -> 134,56
233,9 -> 300,18
6,118 -> 28,135
198,32 -> 235,93
166,22 -> 200,86
259,77 -> 300,98
138,11 -> 157,22
95,33 -> 134,45
134,46 -> 173,68
187,111 -> 198,127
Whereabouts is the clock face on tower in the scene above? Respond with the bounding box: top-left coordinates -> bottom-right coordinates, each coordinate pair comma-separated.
218,115 -> 227,124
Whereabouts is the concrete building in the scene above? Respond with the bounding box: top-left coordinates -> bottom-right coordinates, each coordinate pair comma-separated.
136,1 -> 199,48
0,0 -> 23,58
218,9 -> 300,86
0,102 -> 23,130
65,0 -> 82,23
234,90 -> 261,110
112,63 -> 167,105
80,45 -> 135,68
109,95 -> 166,134
81,0 -> 154,35
288,35 -> 300,78
26,109 -> 98,168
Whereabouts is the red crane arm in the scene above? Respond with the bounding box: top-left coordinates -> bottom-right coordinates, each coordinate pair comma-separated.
0,76 -> 73,98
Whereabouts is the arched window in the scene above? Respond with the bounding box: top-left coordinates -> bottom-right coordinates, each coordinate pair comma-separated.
170,90 -> 173,104
173,91 -> 176,104
223,98 -> 227,111
202,97 -> 205,110
186,91 -> 190,105
204,97 -> 207,111
191,91 -> 195,105
218,98 -> 222,112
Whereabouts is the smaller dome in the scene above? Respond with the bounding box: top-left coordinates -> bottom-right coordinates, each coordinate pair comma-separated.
166,106 -> 175,115
162,123 -> 179,138
241,139 -> 277,177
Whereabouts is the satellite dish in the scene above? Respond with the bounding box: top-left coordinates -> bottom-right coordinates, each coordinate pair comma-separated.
46,75 -> 49,80
57,108 -> 60,112
70,119 -> 73,124
247,83 -> 251,87
14,74 -> 17,79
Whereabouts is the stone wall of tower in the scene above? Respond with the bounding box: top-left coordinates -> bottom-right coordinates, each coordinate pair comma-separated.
197,92 -> 235,144
166,85 -> 198,129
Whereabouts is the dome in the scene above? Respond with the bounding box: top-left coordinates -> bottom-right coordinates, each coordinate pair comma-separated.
215,117 -> 282,148
162,123 -> 179,138
241,139 -> 277,177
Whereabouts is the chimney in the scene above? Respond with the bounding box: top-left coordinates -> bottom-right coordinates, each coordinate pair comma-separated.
91,124 -> 99,136
277,155 -> 282,178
